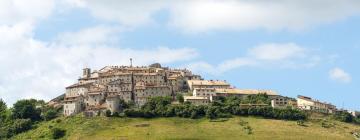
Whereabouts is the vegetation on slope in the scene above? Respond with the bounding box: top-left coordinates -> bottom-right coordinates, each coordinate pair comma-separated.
2,95 -> 360,139
11,115 -> 360,140
124,94 -> 306,121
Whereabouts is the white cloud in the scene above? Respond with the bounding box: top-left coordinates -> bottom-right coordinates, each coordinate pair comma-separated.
57,0 -> 360,33
54,25 -> 122,46
0,25 -> 198,106
63,0 -> 360,32
329,68 -> 352,83
78,0 -> 168,27
186,43 -> 319,75
248,43 -> 305,61
170,0 -> 360,32
0,0 -> 54,25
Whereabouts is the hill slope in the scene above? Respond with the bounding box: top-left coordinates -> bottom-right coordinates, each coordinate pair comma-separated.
12,115 -> 360,140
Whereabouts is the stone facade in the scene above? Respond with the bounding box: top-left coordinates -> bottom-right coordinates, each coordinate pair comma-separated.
297,95 -> 336,113
63,63 -> 200,116
62,63 -> 339,116
271,96 -> 297,109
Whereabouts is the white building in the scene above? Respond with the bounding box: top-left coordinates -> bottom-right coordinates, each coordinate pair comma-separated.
297,95 -> 336,113
184,96 -> 210,105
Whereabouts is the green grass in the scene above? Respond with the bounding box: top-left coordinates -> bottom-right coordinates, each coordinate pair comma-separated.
12,115 -> 360,140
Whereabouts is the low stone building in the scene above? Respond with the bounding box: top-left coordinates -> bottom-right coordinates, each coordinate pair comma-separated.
297,95 -> 336,113
184,96 -> 211,105
193,88 -> 216,97
271,96 -> 297,109
63,95 -> 84,116
187,80 -> 231,91
214,88 -> 278,98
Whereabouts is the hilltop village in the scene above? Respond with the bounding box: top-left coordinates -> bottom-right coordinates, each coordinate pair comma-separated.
61,63 -> 344,117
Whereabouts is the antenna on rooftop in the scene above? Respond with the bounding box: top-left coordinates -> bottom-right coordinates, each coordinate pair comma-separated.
130,58 -> 133,67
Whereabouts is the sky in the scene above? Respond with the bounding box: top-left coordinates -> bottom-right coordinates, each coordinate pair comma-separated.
0,0 -> 359,110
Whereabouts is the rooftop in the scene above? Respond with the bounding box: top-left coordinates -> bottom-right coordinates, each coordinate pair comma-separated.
184,96 -> 209,100
188,80 -> 230,86
215,88 -> 278,96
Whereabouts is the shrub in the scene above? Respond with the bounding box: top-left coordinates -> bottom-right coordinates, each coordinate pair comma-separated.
52,128 -> 66,139
55,119 -> 61,123
243,126 -> 253,135
176,94 -> 184,103
5,119 -> 32,138
297,120 -> 306,126
124,109 -> 143,117
112,112 -> 120,117
105,110 -> 112,117
43,109 -> 57,121
333,112 -> 353,123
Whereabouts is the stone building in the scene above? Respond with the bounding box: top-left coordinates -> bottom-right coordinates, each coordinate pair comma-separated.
63,63 -> 199,116
271,96 -> 297,109
187,80 -> 231,91
213,88 -> 278,98
297,95 -> 336,113
183,96 -> 211,105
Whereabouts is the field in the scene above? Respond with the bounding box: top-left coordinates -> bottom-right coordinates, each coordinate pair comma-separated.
12,115 -> 360,140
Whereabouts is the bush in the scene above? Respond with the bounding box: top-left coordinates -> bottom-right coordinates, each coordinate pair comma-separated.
176,94 -> 184,103
297,120 -> 306,126
321,120 -> 334,128
43,109 -> 57,121
123,96 -> 306,121
243,125 -> 253,135
124,109 -> 144,117
4,119 -> 32,138
52,128 -> 66,139
112,112 -> 120,117
105,110 -> 112,117
333,112 -> 353,123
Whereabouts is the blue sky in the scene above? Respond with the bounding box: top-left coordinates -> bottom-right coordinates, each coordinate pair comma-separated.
0,0 -> 359,110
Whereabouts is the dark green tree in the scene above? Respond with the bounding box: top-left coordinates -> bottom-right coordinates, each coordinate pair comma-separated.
11,99 -> 41,121
0,99 -> 7,122
52,128 -> 66,139
176,94 -> 184,103
105,110 -> 112,117
43,109 -> 58,121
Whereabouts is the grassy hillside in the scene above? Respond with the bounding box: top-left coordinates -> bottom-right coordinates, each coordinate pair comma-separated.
11,115 -> 360,140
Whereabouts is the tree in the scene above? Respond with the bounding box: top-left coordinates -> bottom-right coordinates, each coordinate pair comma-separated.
105,110 -> 112,117
11,99 -> 41,121
334,112 -> 353,123
43,109 -> 58,121
52,128 -> 66,139
118,99 -> 129,111
6,119 -> 32,137
0,99 -> 7,123
176,94 -> 184,103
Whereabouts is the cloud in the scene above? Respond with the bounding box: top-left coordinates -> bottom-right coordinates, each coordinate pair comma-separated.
54,25 -> 122,46
248,43 -> 305,61
170,0 -> 360,32
186,43 -> 319,75
77,0 -> 168,27
0,25 -> 198,106
329,68 -> 352,83
0,0 -> 54,25
62,0 -> 360,32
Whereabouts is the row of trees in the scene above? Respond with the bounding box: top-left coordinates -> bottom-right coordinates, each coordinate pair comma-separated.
122,95 -> 306,121
0,98 -> 61,139
333,111 -> 360,124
